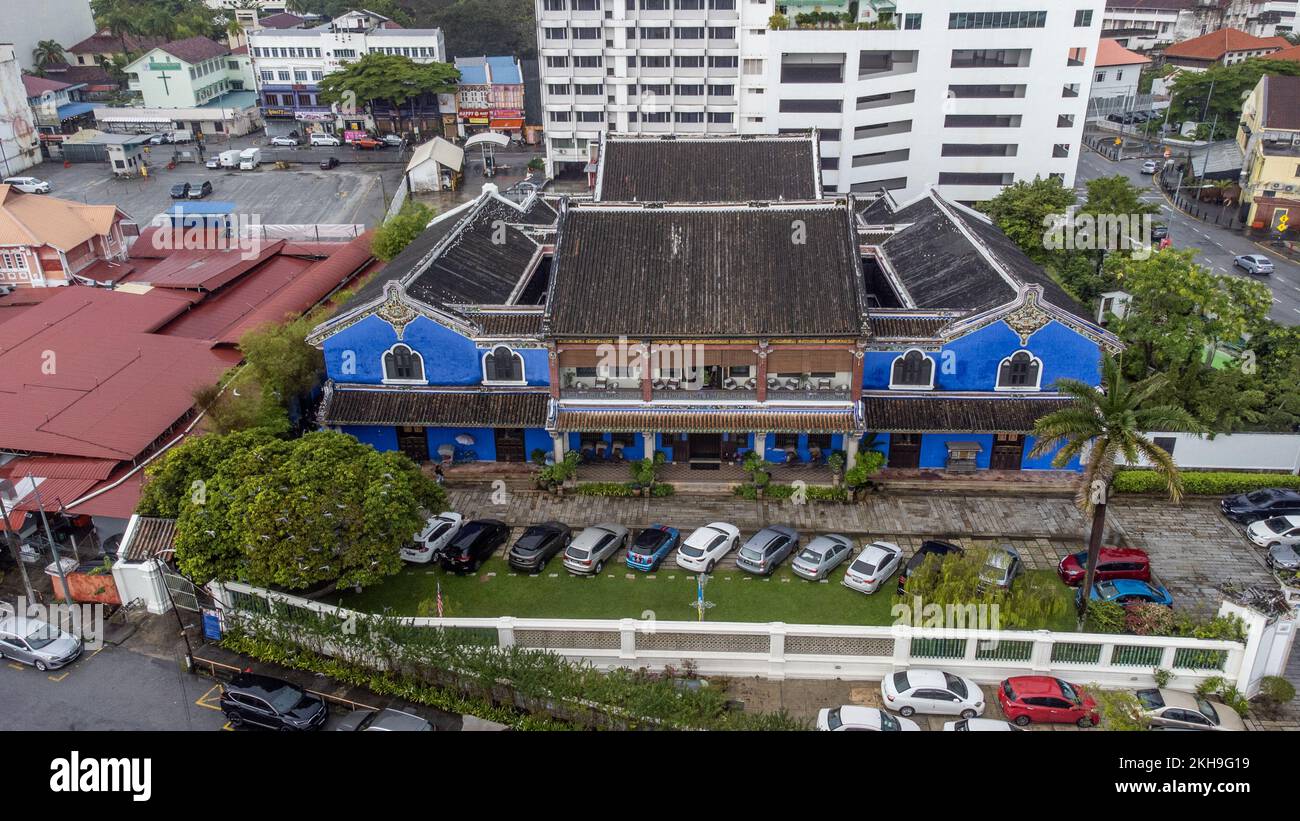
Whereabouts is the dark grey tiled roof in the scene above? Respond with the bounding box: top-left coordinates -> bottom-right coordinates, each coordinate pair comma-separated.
547,204 -> 865,338
597,135 -> 819,202
339,194 -> 557,315
858,193 -> 942,225
322,385 -> 550,427
862,395 -> 1073,433
868,315 -> 952,339
471,311 -> 544,337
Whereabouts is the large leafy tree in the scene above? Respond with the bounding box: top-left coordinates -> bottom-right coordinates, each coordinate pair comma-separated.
1030,355 -> 1201,621
407,0 -> 539,59
900,547 -> 1070,630
150,431 -> 445,590
980,176 -> 1077,267
1167,59 -> 1300,140
318,52 -> 459,118
92,0 -> 221,43
1108,249 -> 1271,430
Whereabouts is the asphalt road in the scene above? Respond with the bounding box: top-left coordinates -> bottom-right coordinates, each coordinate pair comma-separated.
1076,147 -> 1300,325
0,643 -> 229,731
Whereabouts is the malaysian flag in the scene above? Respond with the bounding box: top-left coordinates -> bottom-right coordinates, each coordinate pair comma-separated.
436,581 -> 444,618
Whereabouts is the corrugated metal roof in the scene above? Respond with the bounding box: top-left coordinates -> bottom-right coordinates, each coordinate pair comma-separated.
120,515 -> 176,562
3,456 -> 119,481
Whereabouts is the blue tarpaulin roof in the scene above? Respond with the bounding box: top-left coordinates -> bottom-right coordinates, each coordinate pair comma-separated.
167,201 -> 236,215
454,56 -> 520,85
57,101 -> 100,120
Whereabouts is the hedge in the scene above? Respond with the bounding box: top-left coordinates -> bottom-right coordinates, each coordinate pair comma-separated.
1113,470 -> 1300,496
734,483 -> 848,502
574,482 -> 674,498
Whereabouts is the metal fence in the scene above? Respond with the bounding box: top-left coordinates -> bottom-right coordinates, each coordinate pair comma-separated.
1157,168 -> 1245,231
211,581 -> 1248,690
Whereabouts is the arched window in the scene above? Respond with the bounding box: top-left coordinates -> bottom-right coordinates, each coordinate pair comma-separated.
483,346 -> 525,383
889,349 -> 934,389
383,344 -> 425,383
996,350 -> 1042,391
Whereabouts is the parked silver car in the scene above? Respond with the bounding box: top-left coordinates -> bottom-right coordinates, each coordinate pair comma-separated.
0,615 -> 83,671
843,541 -> 903,594
734,525 -> 799,575
790,534 -> 854,580
1234,254 -> 1274,275
978,546 -> 1022,590
562,523 -> 629,575
334,707 -> 432,731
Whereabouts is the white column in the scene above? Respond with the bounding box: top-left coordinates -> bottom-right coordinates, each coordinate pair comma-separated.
754,432 -> 767,461
642,432 -> 655,459
845,433 -> 860,470
551,432 -> 565,463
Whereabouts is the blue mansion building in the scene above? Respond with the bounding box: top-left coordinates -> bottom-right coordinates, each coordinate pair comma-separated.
309,133 -> 1120,473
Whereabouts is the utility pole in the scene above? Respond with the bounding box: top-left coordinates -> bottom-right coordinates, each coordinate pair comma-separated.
28,475 -> 72,605
0,489 -> 35,603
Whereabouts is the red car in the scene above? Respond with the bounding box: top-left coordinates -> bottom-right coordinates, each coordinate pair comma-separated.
351,137 -> 383,150
1056,546 -> 1150,586
998,676 -> 1099,728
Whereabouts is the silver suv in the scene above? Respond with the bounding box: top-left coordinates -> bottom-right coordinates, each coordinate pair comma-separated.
735,525 -> 799,576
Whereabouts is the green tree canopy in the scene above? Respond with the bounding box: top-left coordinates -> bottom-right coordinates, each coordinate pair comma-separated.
372,201 -> 436,261
150,431 -> 445,590
92,0 -> 222,42
980,176 -> 1077,267
318,52 -> 460,110
408,0 -> 539,59
1168,59 -> 1300,140
32,40 -> 65,68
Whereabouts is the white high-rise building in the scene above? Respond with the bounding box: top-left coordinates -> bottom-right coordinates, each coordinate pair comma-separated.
536,0 -> 1105,204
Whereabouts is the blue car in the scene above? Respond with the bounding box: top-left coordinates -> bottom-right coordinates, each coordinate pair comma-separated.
626,524 -> 680,572
1078,579 -> 1174,608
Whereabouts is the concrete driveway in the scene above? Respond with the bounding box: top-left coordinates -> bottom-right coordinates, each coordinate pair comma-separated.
1076,147 -> 1300,325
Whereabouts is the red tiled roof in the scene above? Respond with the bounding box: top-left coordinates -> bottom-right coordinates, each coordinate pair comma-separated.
3,456 -> 119,481
231,45 -> 249,55
12,477 -> 101,512
22,75 -> 72,98
128,242 -> 284,291
68,30 -> 166,55
1096,38 -> 1152,67
1263,75 -> 1300,130
0,288 -> 232,460
154,37 -> 230,65
63,473 -> 144,519
1164,28 -> 1289,61
1271,44 -> 1300,63
257,12 -> 307,29
76,259 -> 135,283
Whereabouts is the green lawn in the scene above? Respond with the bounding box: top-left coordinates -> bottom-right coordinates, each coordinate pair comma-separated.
338,559 -> 1076,630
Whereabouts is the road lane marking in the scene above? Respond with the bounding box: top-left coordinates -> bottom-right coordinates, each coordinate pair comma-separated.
195,684 -> 224,711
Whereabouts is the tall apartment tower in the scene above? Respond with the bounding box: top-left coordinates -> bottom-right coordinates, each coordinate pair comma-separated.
536,0 -> 1106,204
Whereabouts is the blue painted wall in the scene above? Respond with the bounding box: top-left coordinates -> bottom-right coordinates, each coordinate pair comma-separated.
918,433 -> 995,469
323,315 -> 482,385
862,319 -> 1102,391
342,424 -> 397,452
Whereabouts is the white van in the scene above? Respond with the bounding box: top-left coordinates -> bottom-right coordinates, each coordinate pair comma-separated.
217,150 -> 241,168
238,147 -> 261,170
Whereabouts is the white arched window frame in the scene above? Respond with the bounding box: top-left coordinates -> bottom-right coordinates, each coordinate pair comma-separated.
995,350 -> 1043,391
482,345 -> 527,385
888,348 -> 936,390
381,343 -> 427,385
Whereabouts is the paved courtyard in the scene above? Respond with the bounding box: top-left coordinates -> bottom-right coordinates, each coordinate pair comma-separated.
445,488 -> 1274,616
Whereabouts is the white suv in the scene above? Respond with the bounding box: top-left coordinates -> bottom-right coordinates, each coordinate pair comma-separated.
675,522 -> 740,572
309,133 -> 340,147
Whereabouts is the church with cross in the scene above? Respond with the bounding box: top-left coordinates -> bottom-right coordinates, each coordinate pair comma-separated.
109,36 -> 258,137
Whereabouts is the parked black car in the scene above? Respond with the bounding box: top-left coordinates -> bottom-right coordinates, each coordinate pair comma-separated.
320,156 -> 340,170
1151,223 -> 1168,241
187,180 -> 213,199
441,518 -> 510,573
506,521 -> 571,573
169,182 -> 190,199
1221,488 -> 1300,523
219,672 -> 328,731
897,539 -> 965,594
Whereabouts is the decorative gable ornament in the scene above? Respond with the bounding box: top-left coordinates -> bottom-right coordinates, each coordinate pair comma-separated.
376,281 -> 419,340
1001,287 -> 1051,346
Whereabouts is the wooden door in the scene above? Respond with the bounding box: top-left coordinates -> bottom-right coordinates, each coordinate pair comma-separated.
990,434 -> 1025,471
888,433 -> 921,469
495,428 -> 526,462
397,426 -> 429,463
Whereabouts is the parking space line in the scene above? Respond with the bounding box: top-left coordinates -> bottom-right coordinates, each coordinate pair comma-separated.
195,684 -> 224,711
6,662 -> 24,671
47,670 -> 71,682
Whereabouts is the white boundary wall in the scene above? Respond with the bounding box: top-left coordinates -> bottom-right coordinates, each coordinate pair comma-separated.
212,581 -> 1254,692
1121,432 -> 1300,473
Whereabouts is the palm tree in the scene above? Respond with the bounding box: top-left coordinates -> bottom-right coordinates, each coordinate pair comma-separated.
32,40 -> 65,69
1029,354 -> 1201,621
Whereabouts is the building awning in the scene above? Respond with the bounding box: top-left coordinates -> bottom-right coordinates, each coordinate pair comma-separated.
57,101 -> 100,120
861,394 -> 1073,434
553,407 -> 860,434
490,118 -> 524,130
320,385 -> 550,428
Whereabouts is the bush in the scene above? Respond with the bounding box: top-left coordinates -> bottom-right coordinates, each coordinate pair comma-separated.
1125,603 -> 1176,636
1152,668 -> 1173,687
1084,599 -> 1127,633
1254,675 -> 1296,717
371,201 -> 436,261
574,482 -> 674,498
1114,469 -> 1300,496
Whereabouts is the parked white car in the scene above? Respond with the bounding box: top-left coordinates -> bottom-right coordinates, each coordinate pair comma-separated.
842,541 -> 902,594
816,705 -> 920,731
675,522 -> 741,572
399,512 -> 463,563
269,135 -> 300,147
3,176 -> 49,194
309,133 -> 341,147
562,523 -> 629,575
1140,159 -> 1159,174
1247,514 -> 1300,548
882,669 -> 985,718
943,718 -> 1019,731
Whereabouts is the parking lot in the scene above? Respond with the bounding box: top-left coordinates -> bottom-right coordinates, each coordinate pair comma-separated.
30,141 -> 406,230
